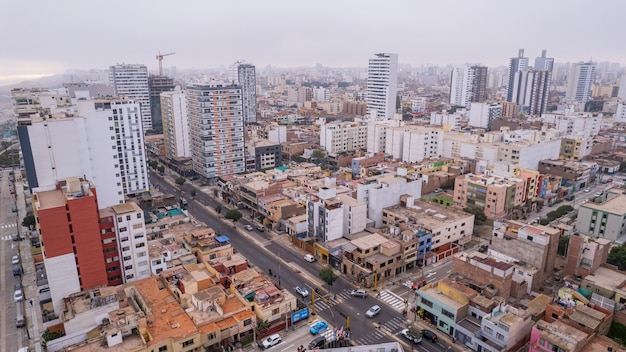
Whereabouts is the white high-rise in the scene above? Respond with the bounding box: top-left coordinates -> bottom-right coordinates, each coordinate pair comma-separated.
367,53 -> 398,120
230,61 -> 257,124
468,103 -> 502,130
566,61 -> 597,103
161,88 -> 190,158
449,64 -> 487,108
506,49 -> 529,102
109,64 -> 152,132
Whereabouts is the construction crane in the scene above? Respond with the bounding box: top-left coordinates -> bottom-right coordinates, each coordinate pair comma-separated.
156,51 -> 175,76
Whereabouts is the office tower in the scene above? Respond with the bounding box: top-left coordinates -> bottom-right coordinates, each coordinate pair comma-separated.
109,64 -> 152,132
566,62 -> 597,103
161,88 -> 190,158
148,75 -> 175,133
16,92 -> 149,208
187,82 -> 245,178
32,177 -> 108,316
510,69 -> 551,115
230,61 -> 257,124
449,64 -> 488,108
506,49 -> 529,101
367,53 -> 398,120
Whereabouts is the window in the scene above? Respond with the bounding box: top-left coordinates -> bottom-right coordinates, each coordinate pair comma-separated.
182,339 -> 194,347
420,298 -> 433,308
496,332 -> 504,340
244,318 -> 252,326
207,332 -> 217,340
441,309 -> 454,319
158,346 -> 168,352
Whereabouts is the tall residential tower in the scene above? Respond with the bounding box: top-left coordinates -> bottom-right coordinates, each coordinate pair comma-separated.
566,61 -> 597,103
230,61 -> 257,124
506,49 -> 529,102
367,53 -> 398,120
109,64 -> 152,132
449,64 -> 488,108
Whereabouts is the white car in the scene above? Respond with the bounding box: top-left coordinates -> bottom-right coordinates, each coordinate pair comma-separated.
295,286 -> 309,297
304,254 -> 316,263
244,224 -> 254,231
12,255 -> 20,265
366,305 -> 381,318
260,334 -> 282,349
401,328 -> 422,344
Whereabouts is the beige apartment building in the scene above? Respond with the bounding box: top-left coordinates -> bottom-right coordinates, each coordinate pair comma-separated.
453,173 -> 524,219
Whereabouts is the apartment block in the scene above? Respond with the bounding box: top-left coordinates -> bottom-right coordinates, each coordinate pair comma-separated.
248,140 -> 283,171
537,160 -> 592,189
452,251 -> 514,299
449,64 -> 488,108
306,186 -> 367,242
453,173 -> 524,220
385,126 -> 443,163
480,304 -> 533,351
148,75 -> 175,132
161,88 -> 190,158
230,61 -> 257,123
340,232 -> 403,285
529,319 -> 592,352
468,102 -> 502,130
109,63 -> 152,132
542,112 -> 601,138
367,53 -> 398,120
566,61 -> 597,103
575,190 -> 626,241
366,119 -> 401,154
187,82 -> 246,178
411,97 -> 427,113
417,278 -> 476,336
110,202 -> 150,282
430,109 -> 464,130
343,101 -> 367,116
320,121 -> 368,154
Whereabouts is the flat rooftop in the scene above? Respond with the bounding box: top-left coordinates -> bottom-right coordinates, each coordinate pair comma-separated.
581,193 -> 626,215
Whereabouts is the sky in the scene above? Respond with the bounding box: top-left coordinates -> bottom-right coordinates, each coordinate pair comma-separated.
1,0 -> 624,86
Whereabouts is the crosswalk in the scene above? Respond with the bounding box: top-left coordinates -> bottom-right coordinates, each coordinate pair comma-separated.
352,316 -> 407,346
376,289 -> 407,311
307,318 -> 336,342
309,288 -> 408,313
1,223 -> 17,229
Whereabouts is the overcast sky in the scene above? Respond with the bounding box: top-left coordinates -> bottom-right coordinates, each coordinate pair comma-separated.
1,0 -> 624,86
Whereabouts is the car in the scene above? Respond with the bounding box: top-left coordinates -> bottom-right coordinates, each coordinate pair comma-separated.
401,328 -> 422,344
12,255 -> 20,265
257,224 -> 265,231
366,305 -> 381,318
244,224 -> 254,231
434,188 -> 443,194
260,334 -> 282,349
304,254 -> 316,263
310,321 -> 329,335
12,206 -> 17,212
308,336 -> 326,350
14,284 -> 23,302
12,233 -> 20,241
13,267 -> 21,276
295,286 -> 309,297
350,289 -> 368,298
565,194 -> 575,201
584,188 -> 591,193
421,329 -> 438,342
411,280 -> 427,290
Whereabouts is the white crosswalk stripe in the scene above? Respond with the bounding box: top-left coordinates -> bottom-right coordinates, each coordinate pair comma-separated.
377,289 -> 406,311
1,223 -> 17,229
352,317 -> 407,346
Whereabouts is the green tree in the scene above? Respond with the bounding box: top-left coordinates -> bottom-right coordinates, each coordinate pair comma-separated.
608,244 -> 626,271
149,160 -> 158,169
22,213 -> 35,229
256,319 -> 272,337
557,235 -> 570,256
157,165 -> 165,175
225,209 -> 243,222
319,267 -> 338,291
175,177 -> 186,186
215,205 -> 222,214
539,218 -> 550,226
312,149 -> 326,159
463,206 -> 487,226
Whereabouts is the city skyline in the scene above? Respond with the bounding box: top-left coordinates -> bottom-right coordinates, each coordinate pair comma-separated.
1,0 -> 624,86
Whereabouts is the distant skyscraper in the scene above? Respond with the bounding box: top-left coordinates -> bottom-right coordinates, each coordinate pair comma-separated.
148,75 -> 175,133
506,49 -> 529,102
618,76 -> 626,101
161,88 -> 190,158
367,53 -> 398,120
510,69 -> 551,115
534,49 -> 554,72
566,61 -> 597,103
449,64 -> 487,108
109,64 -> 152,132
230,61 -> 257,124
187,82 -> 245,178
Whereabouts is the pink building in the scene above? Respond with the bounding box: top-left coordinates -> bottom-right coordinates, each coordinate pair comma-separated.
529,319 -> 592,352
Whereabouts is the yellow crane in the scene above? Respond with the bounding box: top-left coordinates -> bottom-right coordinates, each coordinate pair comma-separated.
156,51 -> 175,76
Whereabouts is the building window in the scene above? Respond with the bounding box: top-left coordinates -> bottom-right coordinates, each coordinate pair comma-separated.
420,298 -> 433,308
182,339 -> 194,347
158,346 -> 168,352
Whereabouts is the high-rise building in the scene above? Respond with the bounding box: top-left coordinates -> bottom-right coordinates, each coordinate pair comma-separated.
506,49 -> 529,102
566,61 -> 597,103
510,69 -> 551,116
367,53 -> 398,120
187,82 -> 245,178
16,92 -> 149,208
449,64 -> 488,108
109,64 -> 152,132
161,88 -> 190,158
148,75 -> 175,133
534,49 -> 554,72
109,202 -> 150,283
468,102 -> 502,130
230,61 -> 257,124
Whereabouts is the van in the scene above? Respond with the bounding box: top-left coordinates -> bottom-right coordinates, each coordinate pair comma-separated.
16,305 -> 25,328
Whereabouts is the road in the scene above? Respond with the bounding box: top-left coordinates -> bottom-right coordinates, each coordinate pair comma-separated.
149,170 -> 455,351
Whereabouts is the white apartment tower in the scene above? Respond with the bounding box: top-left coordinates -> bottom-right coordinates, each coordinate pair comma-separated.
111,202 -> 150,282
161,88 -> 191,158
367,53 -> 398,120
468,102 -> 502,130
320,121 -> 368,154
449,64 -> 487,108
506,49 -> 529,102
187,82 -> 246,178
385,126 -> 443,163
109,64 -> 152,132
566,61 -> 597,103
230,61 -> 257,124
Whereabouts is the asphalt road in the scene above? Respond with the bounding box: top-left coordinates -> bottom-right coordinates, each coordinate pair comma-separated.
149,170 -> 454,351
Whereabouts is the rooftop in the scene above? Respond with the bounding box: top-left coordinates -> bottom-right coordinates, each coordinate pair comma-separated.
581,192 -> 626,215
582,266 -> 626,292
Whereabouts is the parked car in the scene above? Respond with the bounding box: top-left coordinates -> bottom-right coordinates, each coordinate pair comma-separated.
12,255 -> 20,265
13,267 -> 21,276
12,206 -> 17,212
434,188 -> 443,194
411,280 -> 427,290
14,283 -> 23,302
256,224 -> 265,231
366,305 -> 381,318
304,254 -> 316,263
350,289 -> 368,298
401,328 -> 422,344
260,334 -> 282,349
308,336 -> 326,350
584,188 -> 591,193
295,286 -> 309,297
421,329 -> 438,342
244,224 -> 254,231
310,321 -> 329,335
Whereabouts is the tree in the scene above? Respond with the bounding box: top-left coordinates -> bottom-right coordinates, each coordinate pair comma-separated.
225,209 -> 243,222
22,213 -> 35,229
190,189 -> 197,198
463,206 -> 487,226
256,319 -> 272,337
319,267 -> 338,291
557,235 -> 569,256
608,244 -> 626,271
312,149 -> 326,159
157,165 -> 165,175
215,205 -> 222,214
175,177 -> 186,186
